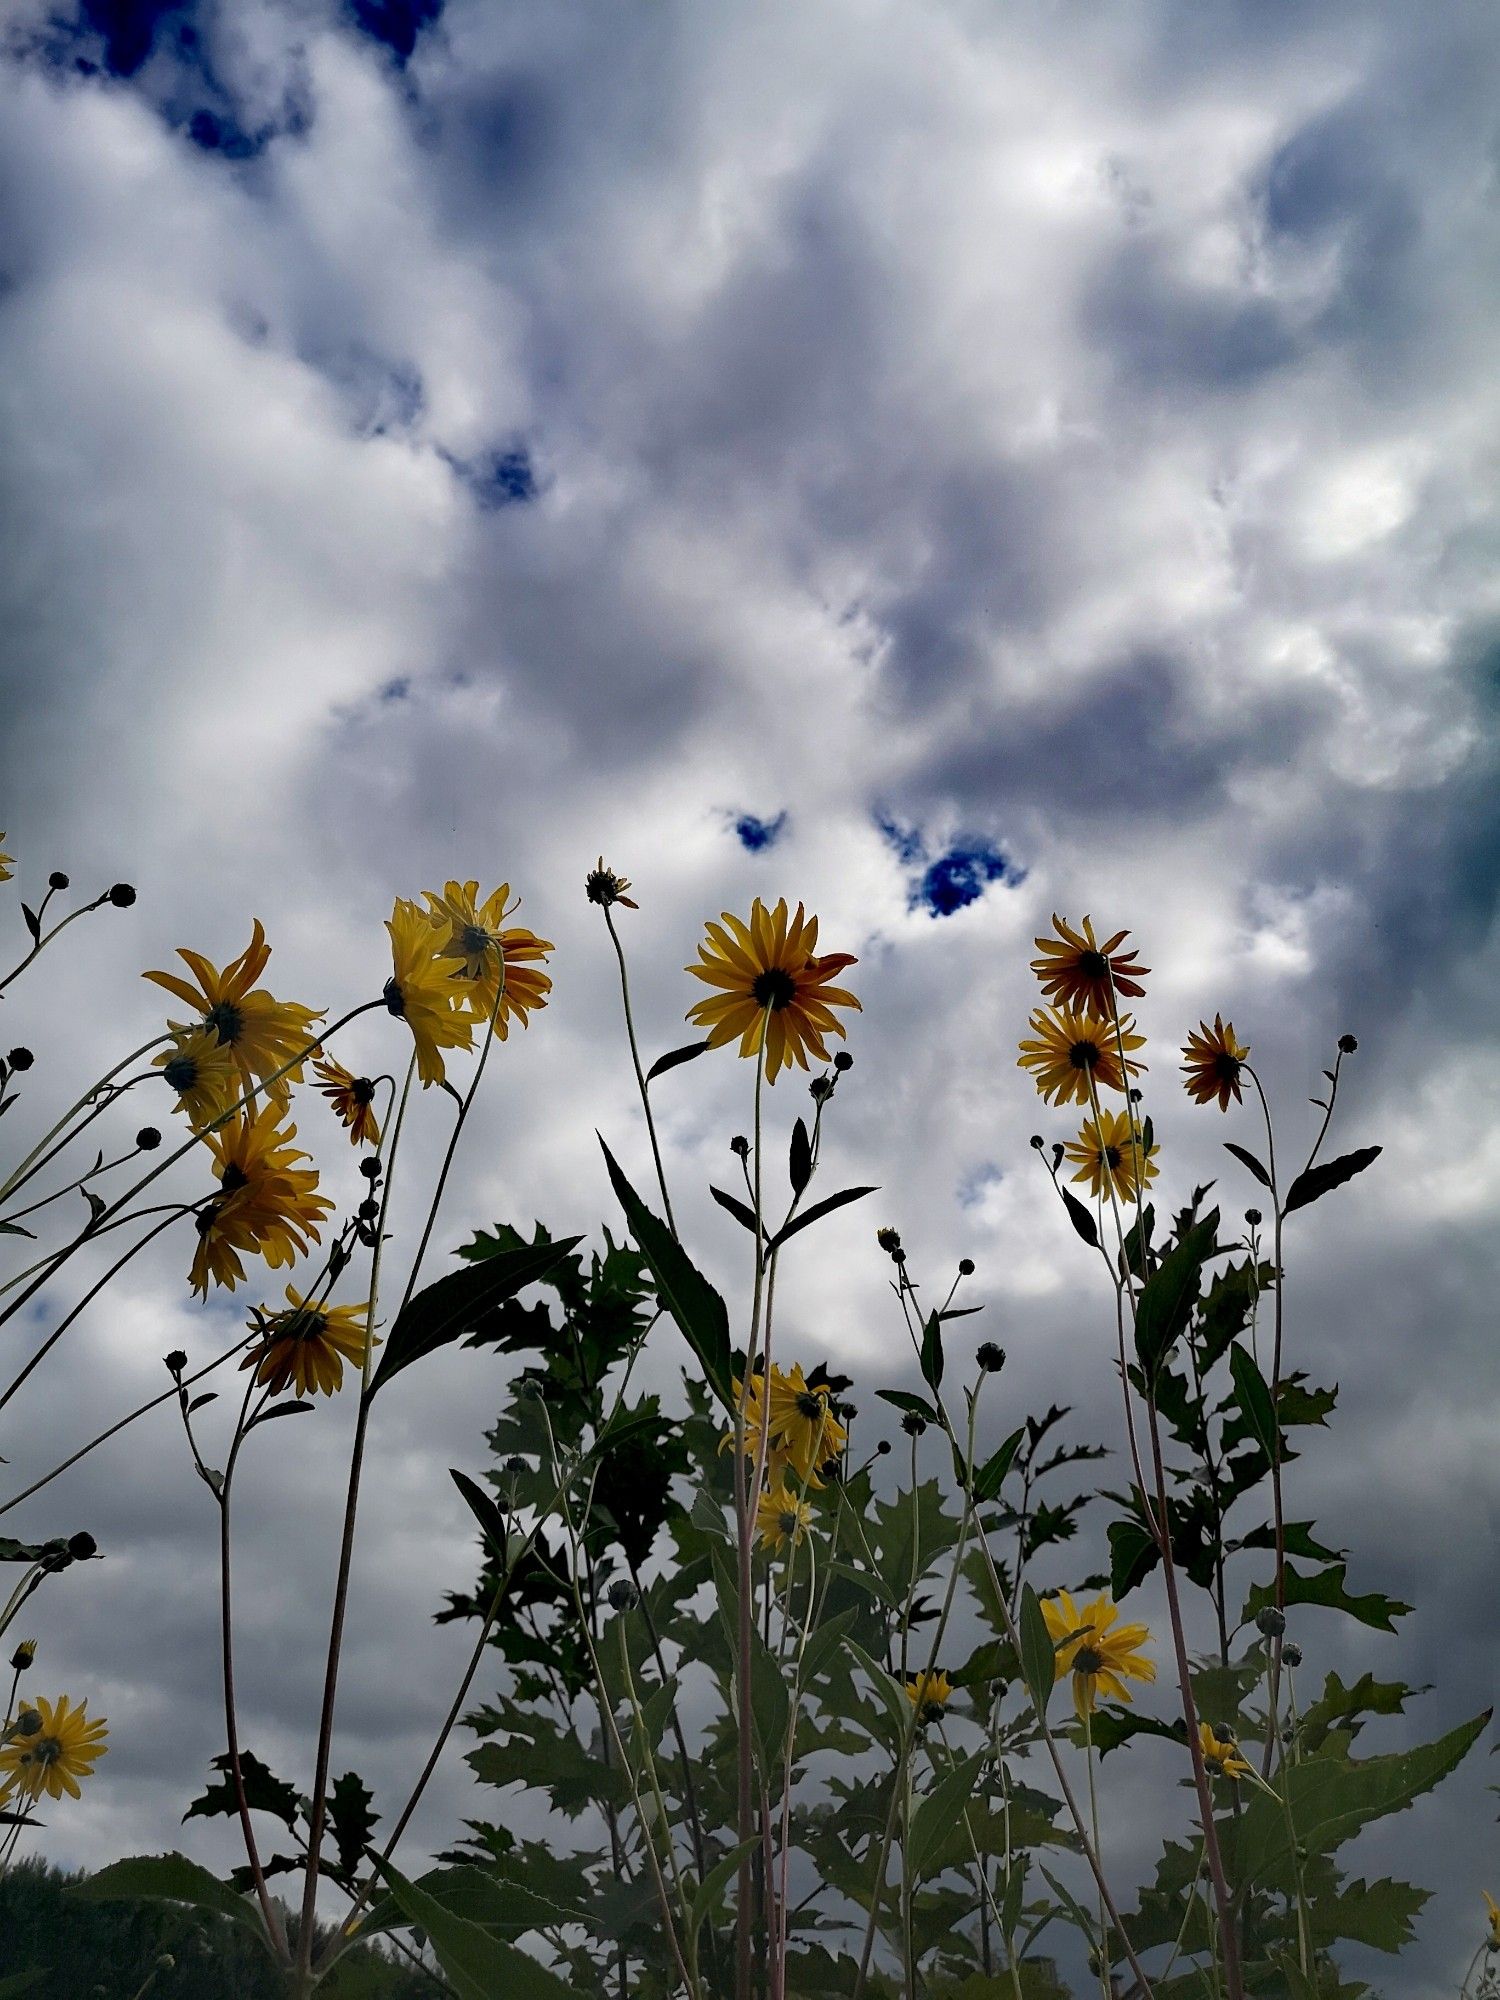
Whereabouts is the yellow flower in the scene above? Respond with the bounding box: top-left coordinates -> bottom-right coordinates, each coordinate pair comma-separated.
1063,1107 -> 1159,1202
424,881 -> 554,1041
905,1670 -> 954,1724
154,1027 -> 239,1130
755,1483 -> 813,1553
384,899 -> 475,1088
189,1105 -> 332,1296
242,1287 -> 373,1397
0,834 -> 12,884
1198,1721 -> 1253,1781
1484,1892 -> 1500,1949
766,1365 -> 848,1484
313,1056 -> 381,1148
1040,1589 -> 1155,1720
1181,1015 -> 1250,1112
0,1694 -> 108,1806
1018,1006 -> 1145,1107
144,920 -> 324,1105
686,897 -> 860,1084
1031,915 -> 1149,1012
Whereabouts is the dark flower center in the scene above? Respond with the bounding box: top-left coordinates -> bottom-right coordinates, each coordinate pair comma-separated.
1212,1054 -> 1242,1082
1077,949 -> 1108,980
162,1055 -> 198,1092
795,1390 -> 826,1421
220,1164 -> 250,1195
751,968 -> 797,1011
204,1001 -> 244,1046
1072,1644 -> 1104,1675
1104,1145 -> 1122,1170
383,976 -> 405,1018
459,923 -> 492,959
920,1700 -> 945,1725
352,1077 -> 376,1105
1069,1039 -> 1102,1071
778,1511 -> 799,1537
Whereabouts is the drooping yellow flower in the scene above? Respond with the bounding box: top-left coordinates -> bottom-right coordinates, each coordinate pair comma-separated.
1484,1892 -> 1500,1949
384,899 -> 475,1088
313,1056 -> 381,1148
189,1105 -> 332,1296
766,1365 -> 848,1484
905,1670 -> 954,1724
1018,1006 -> 1145,1108
755,1483 -> 813,1553
1181,1015 -> 1250,1112
1198,1721 -> 1253,1781
0,835 -> 12,883
154,1027 -> 239,1130
1063,1107 -> 1159,1202
144,920 -> 324,1105
424,881 -> 554,1041
686,898 -> 860,1084
242,1286 -> 372,1397
1031,915 -> 1149,1012
0,1694 -> 108,1806
1040,1589 -> 1155,1720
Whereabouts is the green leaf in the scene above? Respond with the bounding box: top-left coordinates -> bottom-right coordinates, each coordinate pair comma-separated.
876,1389 -> 941,1425
842,1635 -> 911,1745
1223,1142 -> 1273,1190
184,1750 -> 300,1831
908,1751 -> 986,1881
1243,1562 -> 1411,1634
1121,1204 -> 1154,1280
1228,1343 -> 1277,1461
710,1184 -> 764,1237
689,1838 -> 758,1951
1060,1189 -> 1099,1249
71,1852 -> 271,1950
646,1038 -> 710,1084
371,1236 -> 580,1393
601,1138 -> 733,1408
451,1468 -> 509,1560
769,1183 -> 878,1251
328,1770 -> 379,1880
1283,1145 -> 1381,1217
1108,1515 -> 1159,1600
375,1860 -> 576,2000
1018,1584 -> 1055,1722
1133,1212 -> 1218,1383
748,1624 -> 791,1771
919,1312 -> 944,1394
798,1606 -> 861,1686
789,1117 -> 812,1195
973,1426 -> 1026,1504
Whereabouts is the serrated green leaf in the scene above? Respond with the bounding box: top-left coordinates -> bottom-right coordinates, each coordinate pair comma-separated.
1283,1146 -> 1381,1217
1242,1563 -> 1411,1635
601,1139 -> 732,1408
1133,1213 -> 1218,1382
371,1237 -> 579,1394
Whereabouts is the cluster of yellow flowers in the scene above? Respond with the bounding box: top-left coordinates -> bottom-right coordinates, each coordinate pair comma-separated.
722,1364 -> 849,1553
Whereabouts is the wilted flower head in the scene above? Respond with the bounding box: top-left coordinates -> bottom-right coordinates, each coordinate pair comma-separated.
313,1056 -> 381,1148
585,858 -> 637,910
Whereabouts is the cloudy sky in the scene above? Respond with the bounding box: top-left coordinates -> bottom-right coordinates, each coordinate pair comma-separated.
0,0 -> 1497,1989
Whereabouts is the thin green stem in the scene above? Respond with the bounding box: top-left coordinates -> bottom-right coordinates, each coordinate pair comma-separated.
604,904 -> 677,1237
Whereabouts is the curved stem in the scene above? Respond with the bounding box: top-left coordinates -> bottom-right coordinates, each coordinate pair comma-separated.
604,905 -> 677,1237
0,1033 -> 168,1207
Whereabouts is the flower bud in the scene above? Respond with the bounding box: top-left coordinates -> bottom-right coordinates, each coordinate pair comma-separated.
358,1197 -> 380,1220
958,1257 -> 975,1276
155,1956 -> 176,1972
67,1531 -> 98,1560
876,1438 -> 892,1456
48,870 -> 68,891
1282,1641 -> 1303,1668
164,1350 -> 188,1377
809,1075 -> 833,1103
833,1051 -> 853,1072
135,1125 -> 162,1151
1255,1606 -> 1286,1639
606,1579 -> 638,1612
1337,1033 -> 1358,1054
6,1047 -> 33,1072
876,1227 -> 902,1256
359,1156 -> 382,1180
730,1135 -> 750,1159
976,1342 -> 1006,1374
9,1640 -> 36,1671
503,1455 -> 529,1475
14,1707 -> 42,1736
1029,1135 -> 1044,1150
900,1411 -> 927,1437
108,883 -> 137,908
1245,1208 -> 1261,1226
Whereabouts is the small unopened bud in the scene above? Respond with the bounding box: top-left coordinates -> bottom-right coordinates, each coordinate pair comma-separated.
876,1438 -> 892,1456
1282,1641 -> 1303,1668
1029,1134 -> 1044,1150
876,1226 -> 902,1256
67,1531 -> 98,1560
359,1156 -> 382,1180
730,1135 -> 750,1159
834,1051 -> 853,1072
958,1257 -> 975,1276
1337,1033 -> 1358,1054
1245,1208 -> 1261,1226
976,1342 -> 1006,1374
135,1125 -> 162,1151
108,883 -> 137,908
900,1411 -> 927,1437
164,1350 -> 188,1377
358,1197 -> 380,1220
838,1401 -> 857,1422
1128,1087 -> 1143,1103
606,1579 -> 638,1612
809,1075 -> 833,1103
6,1047 -> 33,1072
10,1640 -> 36,1671
1255,1606 -> 1286,1639
503,1455 -> 528,1475
1051,1143 -> 1065,1165
48,870 -> 69,891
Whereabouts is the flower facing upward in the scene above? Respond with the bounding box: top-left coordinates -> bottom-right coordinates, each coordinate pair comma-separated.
144,921 -> 324,1105
313,1056 -> 381,1148
686,898 -> 860,1084
755,1484 -> 813,1553
585,858 -> 637,910
154,1027 -> 239,1130
905,1670 -> 954,1725
1040,1589 -> 1155,1720
1198,1722 -> 1253,1781
424,881 -> 554,1041
1181,1015 -> 1250,1112
384,899 -> 475,1088
766,1365 -> 849,1484
189,1105 -> 332,1296
1018,1007 -> 1145,1108
1064,1107 -> 1159,1202
1485,1893 -> 1500,1949
1031,915 -> 1149,1012
0,1695 -> 108,1806
242,1287 -> 372,1397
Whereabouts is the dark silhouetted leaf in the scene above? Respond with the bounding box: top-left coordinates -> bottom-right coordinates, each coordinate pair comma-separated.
601,1139 -> 732,1408
1283,1146 -> 1381,1216
645,1039 -> 710,1084
789,1116 -> 812,1195
371,1236 -> 579,1395
768,1184 -> 878,1250
1224,1142 -> 1273,1190
1061,1189 -> 1099,1248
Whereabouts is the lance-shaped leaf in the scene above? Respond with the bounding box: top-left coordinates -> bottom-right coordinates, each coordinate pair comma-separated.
789,1116 -> 812,1195
1223,1141 -> 1273,1190
768,1183 -> 878,1251
602,1138 -> 733,1408
451,1468 -> 509,1561
70,1853 -> 273,1952
646,1038 -> 710,1084
371,1235 -> 579,1394
1018,1583 -> 1056,1722
908,1749 -> 986,1882
1283,1145 -> 1382,1217
972,1425 -> 1026,1504
710,1184 -> 765,1239
919,1311 -> 944,1394
1060,1188 -> 1099,1248
1228,1343 -> 1277,1462
1133,1212 -> 1218,1384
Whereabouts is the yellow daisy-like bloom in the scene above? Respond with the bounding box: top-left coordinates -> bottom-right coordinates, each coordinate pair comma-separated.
1198,1721 -> 1253,1781
1040,1589 -> 1155,1720
755,1483 -> 813,1553
0,1694 -> 108,1806
1018,1006 -> 1145,1108
905,1669 -> 954,1724
313,1056 -> 381,1148
1063,1107 -> 1160,1202
1031,915 -> 1150,1012
189,1105 -> 332,1296
0,834 -> 12,883
766,1364 -> 848,1484
154,1026 -> 240,1130
242,1286 -> 373,1397
1181,1015 -> 1250,1112
685,897 -> 861,1084
424,881 -> 554,1041
1483,1892 -> 1500,1949
384,899 -> 475,1088
144,920 -> 324,1106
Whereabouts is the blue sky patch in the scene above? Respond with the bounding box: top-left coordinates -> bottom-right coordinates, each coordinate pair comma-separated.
444,444 -> 537,509
348,0 -> 443,64
877,816 -> 1020,916
733,811 -> 788,853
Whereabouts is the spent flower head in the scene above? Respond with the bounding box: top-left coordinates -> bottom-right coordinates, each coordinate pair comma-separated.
585,858 -> 637,910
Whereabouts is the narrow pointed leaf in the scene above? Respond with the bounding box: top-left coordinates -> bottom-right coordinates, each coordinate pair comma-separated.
710,1184 -> 764,1238
768,1184 -> 878,1250
789,1117 -> 812,1195
646,1038 -> 711,1084
1061,1189 -> 1099,1248
1224,1142 -> 1273,1190
602,1139 -> 732,1408
1018,1583 -> 1056,1722
1283,1146 -> 1382,1217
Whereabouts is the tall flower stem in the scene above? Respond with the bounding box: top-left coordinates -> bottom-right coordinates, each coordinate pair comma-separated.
604,905 -> 678,1237
1246,1066 -> 1288,1778
1083,1709 -> 1110,2000
0,1033 -> 168,1207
